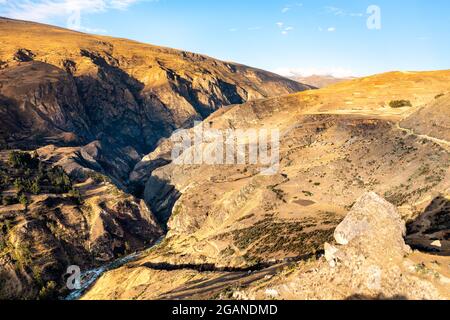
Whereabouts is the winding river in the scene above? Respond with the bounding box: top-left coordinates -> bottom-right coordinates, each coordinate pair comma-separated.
65,237 -> 165,300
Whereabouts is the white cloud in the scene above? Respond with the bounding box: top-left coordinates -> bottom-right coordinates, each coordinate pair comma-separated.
110,0 -> 140,10
274,66 -> 356,78
325,6 -> 363,17
326,6 -> 345,16
0,0 -> 146,32
276,22 -> 294,35
282,3 -> 302,13
327,27 -> 336,32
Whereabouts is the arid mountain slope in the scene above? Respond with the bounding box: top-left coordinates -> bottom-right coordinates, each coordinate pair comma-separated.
291,74 -> 355,88
0,18 -> 311,300
0,17 -> 310,152
81,70 -> 450,299
400,93 -> 450,142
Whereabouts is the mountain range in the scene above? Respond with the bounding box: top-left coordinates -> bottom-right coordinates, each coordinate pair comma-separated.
290,74 -> 356,88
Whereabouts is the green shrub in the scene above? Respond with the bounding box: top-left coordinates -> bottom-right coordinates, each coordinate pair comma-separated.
47,167 -> 72,193
389,100 -> 412,108
30,179 -> 41,195
0,237 -> 6,252
13,178 -> 24,191
8,151 -> 38,169
69,188 -> 83,204
38,281 -> 57,300
0,171 -> 9,185
13,242 -> 32,267
19,194 -> 29,210
86,171 -> 110,184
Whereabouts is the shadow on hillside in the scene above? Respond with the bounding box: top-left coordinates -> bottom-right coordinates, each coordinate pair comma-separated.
144,175 -> 181,227
406,196 -> 449,256
346,293 -> 408,300
142,261 -> 276,273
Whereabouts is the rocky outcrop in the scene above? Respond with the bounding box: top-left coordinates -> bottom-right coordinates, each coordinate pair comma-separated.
0,186 -> 163,300
0,62 -> 91,149
324,192 -> 411,268
331,192 -> 409,252
242,193 -> 447,300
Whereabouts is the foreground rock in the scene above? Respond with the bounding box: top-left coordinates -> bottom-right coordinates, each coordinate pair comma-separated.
237,193 -> 449,300
331,192 -> 410,256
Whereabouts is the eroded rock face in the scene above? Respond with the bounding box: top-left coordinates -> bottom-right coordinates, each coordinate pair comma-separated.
332,192 -> 409,255
406,195 -> 450,254
0,62 -> 91,149
0,18 -> 310,157
0,149 -> 163,300
323,193 -> 413,289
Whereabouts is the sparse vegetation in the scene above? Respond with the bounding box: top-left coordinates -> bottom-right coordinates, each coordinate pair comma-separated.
38,281 -> 57,300
86,171 -> 111,184
229,218 -> 333,259
12,242 -> 33,268
68,188 -> 83,205
1,151 -> 75,199
18,194 -> 29,210
268,185 -> 287,202
302,191 -> 313,197
47,166 -> 72,193
414,263 -> 440,279
220,246 -> 236,257
389,100 -> 412,108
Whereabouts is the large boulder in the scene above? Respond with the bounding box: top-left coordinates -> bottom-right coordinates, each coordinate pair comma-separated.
330,192 -> 410,263
324,193 -> 412,272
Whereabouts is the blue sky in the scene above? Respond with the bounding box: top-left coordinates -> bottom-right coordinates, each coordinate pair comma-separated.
1,0 -> 449,77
